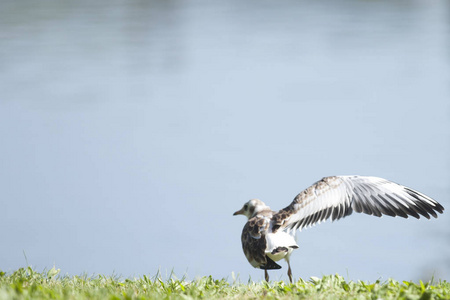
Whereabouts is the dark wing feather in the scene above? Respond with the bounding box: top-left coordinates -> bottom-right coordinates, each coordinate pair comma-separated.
271,176 -> 444,233
241,215 -> 281,270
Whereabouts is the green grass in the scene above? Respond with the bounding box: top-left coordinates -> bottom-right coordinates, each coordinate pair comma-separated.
1,267 -> 449,299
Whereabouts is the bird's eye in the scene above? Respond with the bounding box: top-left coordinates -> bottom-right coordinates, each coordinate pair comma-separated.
244,204 -> 248,210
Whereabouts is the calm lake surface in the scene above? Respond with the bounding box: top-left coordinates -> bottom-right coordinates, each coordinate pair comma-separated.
1,0 -> 449,282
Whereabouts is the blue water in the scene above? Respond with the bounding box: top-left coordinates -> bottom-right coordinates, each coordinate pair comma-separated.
1,0 -> 449,281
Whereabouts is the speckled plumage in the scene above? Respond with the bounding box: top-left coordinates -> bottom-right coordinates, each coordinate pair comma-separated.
234,175 -> 444,283
240,210 -> 280,270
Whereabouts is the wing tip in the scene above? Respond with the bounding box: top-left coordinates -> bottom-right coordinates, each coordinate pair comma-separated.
261,256 -> 282,270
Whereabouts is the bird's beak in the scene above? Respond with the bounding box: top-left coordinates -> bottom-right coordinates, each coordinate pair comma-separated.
233,208 -> 244,216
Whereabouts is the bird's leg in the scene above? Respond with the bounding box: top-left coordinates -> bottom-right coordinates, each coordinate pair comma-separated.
264,269 -> 269,282
287,259 -> 293,283
287,265 -> 293,283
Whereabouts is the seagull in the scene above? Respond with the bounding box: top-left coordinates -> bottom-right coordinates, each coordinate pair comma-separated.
233,176 -> 444,283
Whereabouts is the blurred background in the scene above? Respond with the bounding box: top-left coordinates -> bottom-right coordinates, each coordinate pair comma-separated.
1,0 -> 449,282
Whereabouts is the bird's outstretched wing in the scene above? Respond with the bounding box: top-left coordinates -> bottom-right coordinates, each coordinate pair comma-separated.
271,176 -> 444,232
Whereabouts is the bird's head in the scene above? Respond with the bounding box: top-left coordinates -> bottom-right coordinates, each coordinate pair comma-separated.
233,199 -> 270,219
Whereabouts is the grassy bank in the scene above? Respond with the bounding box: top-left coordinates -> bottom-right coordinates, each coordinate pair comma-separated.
0,267 -> 449,299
